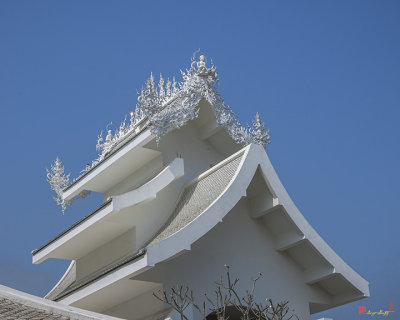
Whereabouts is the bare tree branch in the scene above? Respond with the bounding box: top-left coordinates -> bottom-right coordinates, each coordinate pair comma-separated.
153,266 -> 298,320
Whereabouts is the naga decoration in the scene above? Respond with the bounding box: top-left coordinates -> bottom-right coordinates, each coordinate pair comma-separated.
47,50 -> 270,212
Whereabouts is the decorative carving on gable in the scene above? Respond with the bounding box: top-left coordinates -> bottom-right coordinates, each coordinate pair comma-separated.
47,51 -> 270,212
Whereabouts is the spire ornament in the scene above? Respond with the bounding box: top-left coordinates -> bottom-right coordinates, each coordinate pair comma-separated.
249,113 -> 270,148
47,158 -> 91,213
46,158 -> 70,213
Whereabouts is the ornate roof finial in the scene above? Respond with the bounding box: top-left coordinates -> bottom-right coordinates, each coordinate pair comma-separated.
105,129 -> 113,143
189,49 -> 219,82
197,55 -> 207,73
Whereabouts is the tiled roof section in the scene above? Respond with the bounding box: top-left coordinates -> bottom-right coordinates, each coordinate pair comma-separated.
0,284 -> 122,320
0,297 -> 69,320
53,250 -> 146,302
0,297 -> 67,320
32,200 -> 113,256
149,153 -> 243,245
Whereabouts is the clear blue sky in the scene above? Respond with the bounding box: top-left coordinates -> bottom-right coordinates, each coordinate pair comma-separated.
0,1 -> 399,319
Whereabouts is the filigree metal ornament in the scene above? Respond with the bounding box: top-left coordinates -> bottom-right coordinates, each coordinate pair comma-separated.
136,50 -> 270,147
47,51 -> 270,212
46,158 -> 91,214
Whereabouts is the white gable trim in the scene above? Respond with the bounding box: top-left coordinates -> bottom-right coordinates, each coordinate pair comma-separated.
146,144 -> 369,303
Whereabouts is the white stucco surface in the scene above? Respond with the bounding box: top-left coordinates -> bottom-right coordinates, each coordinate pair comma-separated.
112,158 -> 184,212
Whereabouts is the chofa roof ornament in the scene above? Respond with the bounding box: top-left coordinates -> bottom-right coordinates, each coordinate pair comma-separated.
189,49 -> 219,81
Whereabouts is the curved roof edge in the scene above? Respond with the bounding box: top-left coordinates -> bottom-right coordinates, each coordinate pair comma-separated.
50,144 -> 369,308
46,260 -> 76,300
112,158 -> 184,211
33,158 -> 183,264
147,144 -> 369,304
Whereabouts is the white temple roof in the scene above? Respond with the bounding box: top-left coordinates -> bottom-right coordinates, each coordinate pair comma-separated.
41,144 -> 368,311
38,53 -> 369,315
46,52 -> 270,214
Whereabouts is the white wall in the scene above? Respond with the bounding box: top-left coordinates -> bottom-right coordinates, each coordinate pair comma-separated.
150,121 -> 227,186
104,156 -> 164,200
76,229 -> 136,281
104,287 -> 164,320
